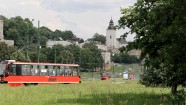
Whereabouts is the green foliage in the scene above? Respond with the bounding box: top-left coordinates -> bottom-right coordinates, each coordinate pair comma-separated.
2,16 -> 78,48
88,33 -> 106,44
59,50 -> 74,63
119,0 -> 186,95
0,42 -> 17,61
112,53 -> 140,64
82,42 -> 104,69
10,50 -> 26,61
80,48 -> 94,69
65,44 -> 81,64
39,26 -> 53,39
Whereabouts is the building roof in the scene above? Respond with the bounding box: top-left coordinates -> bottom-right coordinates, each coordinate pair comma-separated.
107,18 -> 116,30
117,37 -> 127,44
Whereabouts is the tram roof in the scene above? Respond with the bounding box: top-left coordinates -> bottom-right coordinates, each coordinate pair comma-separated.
11,62 -> 79,67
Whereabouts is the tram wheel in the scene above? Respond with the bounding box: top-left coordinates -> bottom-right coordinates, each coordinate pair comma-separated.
31,83 -> 38,85
24,83 -> 30,86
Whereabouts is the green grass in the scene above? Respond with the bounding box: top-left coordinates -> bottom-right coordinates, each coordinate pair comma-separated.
0,78 -> 179,105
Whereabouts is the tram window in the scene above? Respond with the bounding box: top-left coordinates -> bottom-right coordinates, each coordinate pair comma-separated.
30,65 -> 39,75
66,67 -> 72,76
64,66 -> 73,76
58,66 -> 65,76
49,66 -> 56,76
22,65 -> 31,75
30,65 -> 34,75
40,65 -> 48,76
72,67 -> 78,76
0,64 -> 6,76
54,66 -> 59,76
16,65 -> 22,76
10,64 -> 16,75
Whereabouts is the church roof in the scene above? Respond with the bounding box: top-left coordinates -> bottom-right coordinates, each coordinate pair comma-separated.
117,37 -> 127,44
107,18 -> 116,30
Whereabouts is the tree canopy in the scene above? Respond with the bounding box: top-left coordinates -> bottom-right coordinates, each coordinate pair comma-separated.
87,33 -> 106,44
119,0 -> 186,95
2,16 -> 77,48
82,42 -> 104,70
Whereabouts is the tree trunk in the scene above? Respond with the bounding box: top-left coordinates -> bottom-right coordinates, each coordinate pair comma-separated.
171,83 -> 178,95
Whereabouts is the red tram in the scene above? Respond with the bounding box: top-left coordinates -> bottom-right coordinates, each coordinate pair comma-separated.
0,60 -> 81,86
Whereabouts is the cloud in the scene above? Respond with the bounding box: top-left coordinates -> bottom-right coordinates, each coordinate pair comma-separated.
40,0 -> 134,13
0,0 -> 137,41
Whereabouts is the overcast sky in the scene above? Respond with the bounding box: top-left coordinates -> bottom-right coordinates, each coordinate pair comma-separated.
0,0 -> 136,41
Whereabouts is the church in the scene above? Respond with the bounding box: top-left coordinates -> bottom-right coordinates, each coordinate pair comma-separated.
106,18 -> 127,50
99,18 -> 140,69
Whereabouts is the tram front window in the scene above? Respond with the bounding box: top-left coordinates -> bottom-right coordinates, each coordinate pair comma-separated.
0,64 -> 6,76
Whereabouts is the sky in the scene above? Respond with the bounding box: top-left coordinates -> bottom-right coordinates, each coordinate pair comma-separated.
0,0 -> 136,41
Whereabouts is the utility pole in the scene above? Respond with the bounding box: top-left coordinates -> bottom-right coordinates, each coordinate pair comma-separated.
37,20 -> 40,62
54,46 -> 56,63
26,22 -> 29,62
26,19 -> 34,62
26,29 -> 29,62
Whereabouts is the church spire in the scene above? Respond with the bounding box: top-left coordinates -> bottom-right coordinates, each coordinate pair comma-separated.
107,18 -> 115,30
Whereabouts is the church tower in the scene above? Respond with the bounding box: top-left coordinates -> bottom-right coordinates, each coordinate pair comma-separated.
0,15 -> 4,41
106,18 -> 116,49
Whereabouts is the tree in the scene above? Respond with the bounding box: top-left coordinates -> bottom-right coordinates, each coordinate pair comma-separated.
58,50 -> 74,63
80,48 -> 94,70
82,42 -> 104,70
119,0 -> 186,96
52,30 -> 76,41
112,53 -> 140,64
65,44 -> 81,64
39,26 -> 53,39
61,30 -> 76,41
87,33 -> 106,44
0,42 -> 17,60
10,50 -> 26,61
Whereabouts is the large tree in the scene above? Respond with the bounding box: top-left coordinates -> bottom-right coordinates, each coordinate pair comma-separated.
87,33 -> 106,44
119,0 -> 186,95
82,42 -> 104,70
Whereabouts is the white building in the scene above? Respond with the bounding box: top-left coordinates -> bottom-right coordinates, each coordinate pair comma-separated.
46,40 -> 72,47
106,18 -> 117,49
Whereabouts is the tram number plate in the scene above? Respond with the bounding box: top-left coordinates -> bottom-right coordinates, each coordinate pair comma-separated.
48,78 -> 57,82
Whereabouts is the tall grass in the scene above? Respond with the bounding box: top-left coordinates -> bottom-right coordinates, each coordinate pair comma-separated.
0,79 -> 182,105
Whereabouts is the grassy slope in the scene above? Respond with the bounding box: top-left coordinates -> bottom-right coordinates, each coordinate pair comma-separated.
0,79 -> 175,105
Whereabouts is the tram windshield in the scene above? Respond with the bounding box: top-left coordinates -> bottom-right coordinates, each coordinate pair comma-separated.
0,64 -> 6,76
